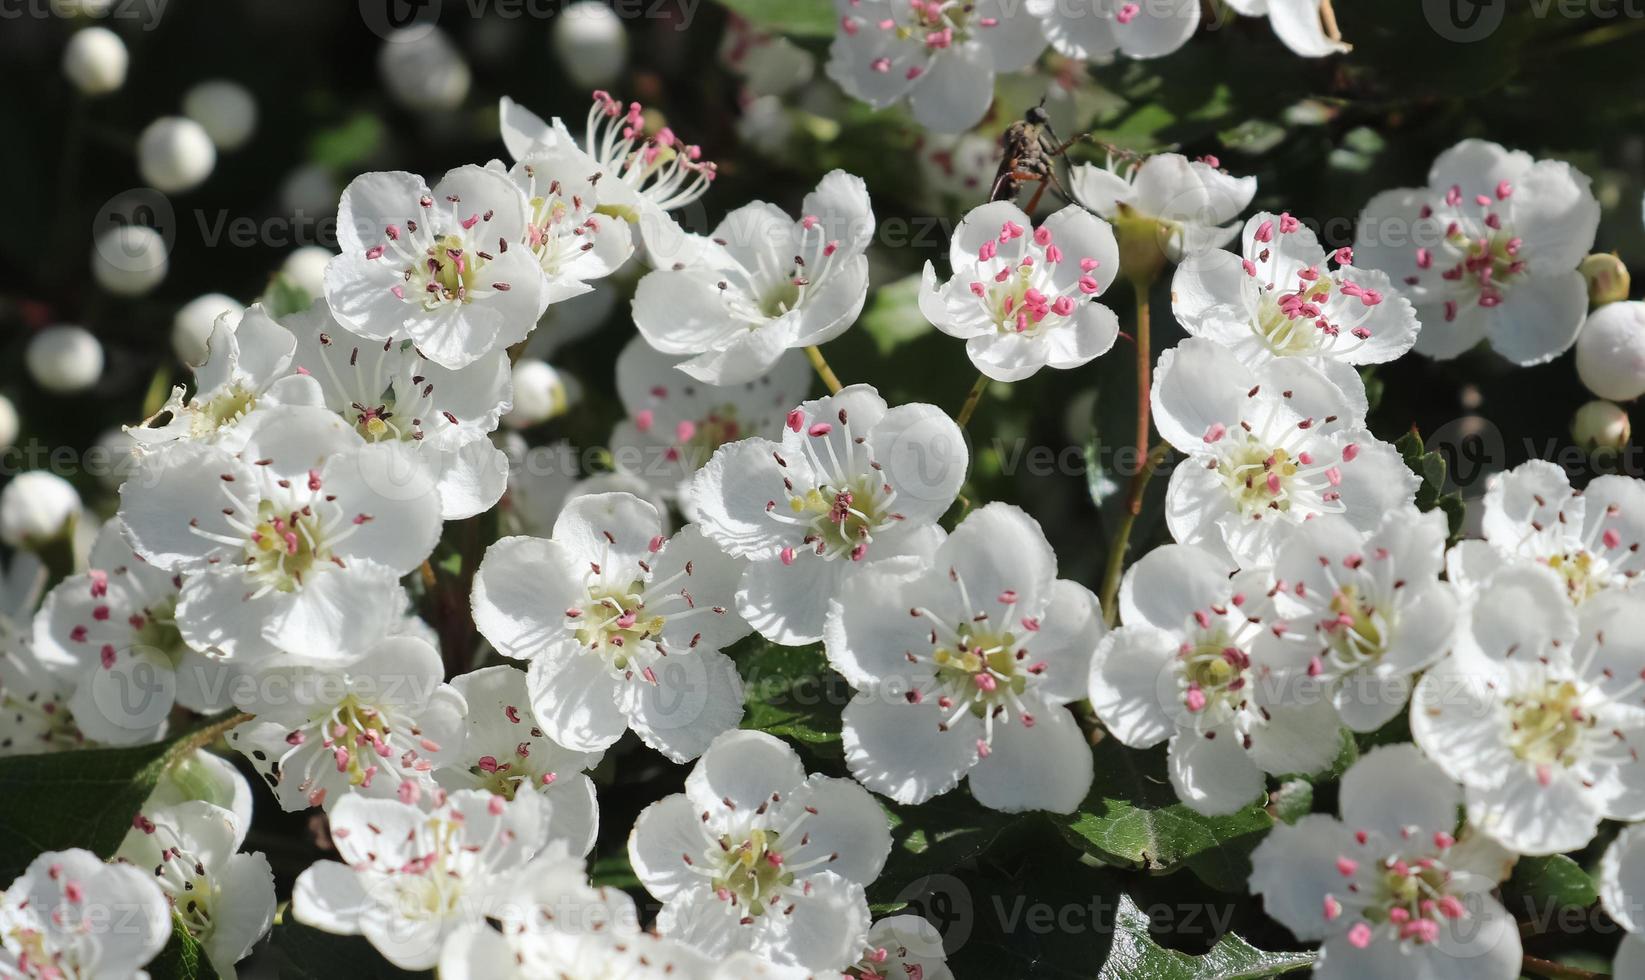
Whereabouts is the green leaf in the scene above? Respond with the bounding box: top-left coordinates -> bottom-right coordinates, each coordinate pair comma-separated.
308,113 -> 383,169
1504,854 -> 1599,914
272,920 -> 430,980
1268,779 -> 1313,826
735,638 -> 846,750
1099,893 -> 1315,979
1050,739 -> 1273,893
712,0 -> 834,37
590,850 -> 640,891
859,273 -> 933,357
871,792 -> 1022,906
262,273 -> 315,319
150,914 -> 220,980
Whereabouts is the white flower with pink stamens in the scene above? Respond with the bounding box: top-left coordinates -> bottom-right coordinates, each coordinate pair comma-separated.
471,492 -> 750,763
500,144 -> 635,304
918,201 -> 1121,383
611,337 -> 812,520
826,503 -> 1103,813
1355,139 -> 1600,365
1068,153 -> 1257,263
1222,0 -> 1351,57
1090,543 -> 1345,816
631,170 -> 874,386
1173,211 -> 1421,414
324,165 -> 550,370
0,848 -> 170,979
1258,507 -> 1459,733
1028,0 -> 1200,61
0,552 -> 85,758
844,915 -> 953,980
687,385 -> 966,646
435,665 -> 602,857
291,789 -> 554,971
1249,745 -> 1521,980
1599,823 -> 1645,977
1446,460 -> 1645,607
1152,337 -> 1417,570
1412,563 -> 1645,855
628,730 -> 892,971
826,0 -> 1047,134
226,634 -> 467,812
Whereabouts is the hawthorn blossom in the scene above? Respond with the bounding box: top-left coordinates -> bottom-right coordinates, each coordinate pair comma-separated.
1090,543 -> 1345,815
226,634 -> 467,811
116,800 -> 276,979
292,789 -> 553,970
845,916 -> 953,980
1355,139 -> 1600,365
631,170 -> 873,385
1446,460 -> 1645,605
1068,153 -> 1257,264
628,730 -> 892,970
1172,211 -> 1421,413
286,301 -> 512,521
1411,563 -> 1645,854
1249,745 -> 1521,980
119,404 -> 443,662
1599,824 -> 1645,977
1260,508 -> 1458,732
687,385 -> 966,646
437,665 -> 602,856
610,337 -> 812,518
34,519 -> 233,745
498,144 -> 635,303
471,492 -> 751,762
0,850 -> 169,977
325,165 -> 550,370
826,0 -> 1047,134
1222,0 -> 1350,58
918,202 -> 1121,382
827,503 -> 1103,813
0,552 -> 84,757
1027,0 -> 1200,61
1152,337 -> 1417,569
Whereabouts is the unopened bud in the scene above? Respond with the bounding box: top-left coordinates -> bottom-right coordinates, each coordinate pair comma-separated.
0,472 -> 82,549
505,359 -> 580,429
1577,301 -> 1645,401
1581,252 -> 1631,307
1572,400 -> 1631,456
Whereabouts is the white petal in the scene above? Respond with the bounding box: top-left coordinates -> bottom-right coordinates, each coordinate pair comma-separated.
968,705 -> 1092,813
1167,727 -> 1265,816
842,692 -> 980,805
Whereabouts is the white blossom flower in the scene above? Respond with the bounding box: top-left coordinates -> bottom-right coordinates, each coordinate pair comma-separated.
825,0 -> 1046,134
1068,153 -> 1257,264
292,789 -> 553,970
120,404 -> 443,662
34,519 -> 234,745
472,492 -> 750,762
147,748 -> 254,831
0,552 -> 84,757
1172,211 -> 1420,413
325,165 -> 549,370
632,170 -> 873,386
1027,0 -> 1200,60
845,915 -> 953,980
1249,745 -> 1521,980
498,145 -> 635,304
1412,563 -> 1645,854
1152,337 -> 1417,569
611,336 -> 812,518
0,848 -> 170,979
1599,823 -> 1645,977
1222,0 -> 1350,58
1355,139 -> 1600,365
1259,508 -> 1458,733
688,385 -> 966,645
1447,461 -> 1645,606
117,801 -> 276,980
628,730 -> 892,970
436,665 -> 602,856
720,18 -> 816,97
285,300 -> 512,521
827,503 -> 1103,813
1090,543 -> 1345,815
226,633 -> 466,811
918,201 -> 1120,382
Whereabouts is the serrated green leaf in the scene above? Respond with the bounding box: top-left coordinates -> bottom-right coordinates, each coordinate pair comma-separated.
1099,893 -> 1314,979
859,273 -> 933,357
712,0 -> 834,37
273,920 -> 430,980
735,638 -> 845,750
1505,854 -> 1598,913
1050,739 -> 1273,893
150,913 -> 220,980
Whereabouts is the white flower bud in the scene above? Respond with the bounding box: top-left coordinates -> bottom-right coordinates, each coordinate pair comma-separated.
379,27 -> 470,111
62,27 -> 127,96
182,79 -> 258,151
172,293 -> 244,365
505,359 -> 579,429
0,471 -> 83,548
26,325 -> 104,394
280,164 -> 338,217
280,246 -> 333,299
1577,301 -> 1645,401
1581,252 -> 1631,307
1572,400 -> 1631,455
92,224 -> 168,296
138,116 -> 216,193
0,395 -> 17,452
553,2 -> 628,89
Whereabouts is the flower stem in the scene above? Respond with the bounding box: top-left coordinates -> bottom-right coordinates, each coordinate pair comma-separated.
1131,277 -> 1153,464
1098,441 -> 1172,626
805,345 -> 844,395
1521,956 -> 1609,980
954,372 -> 991,429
